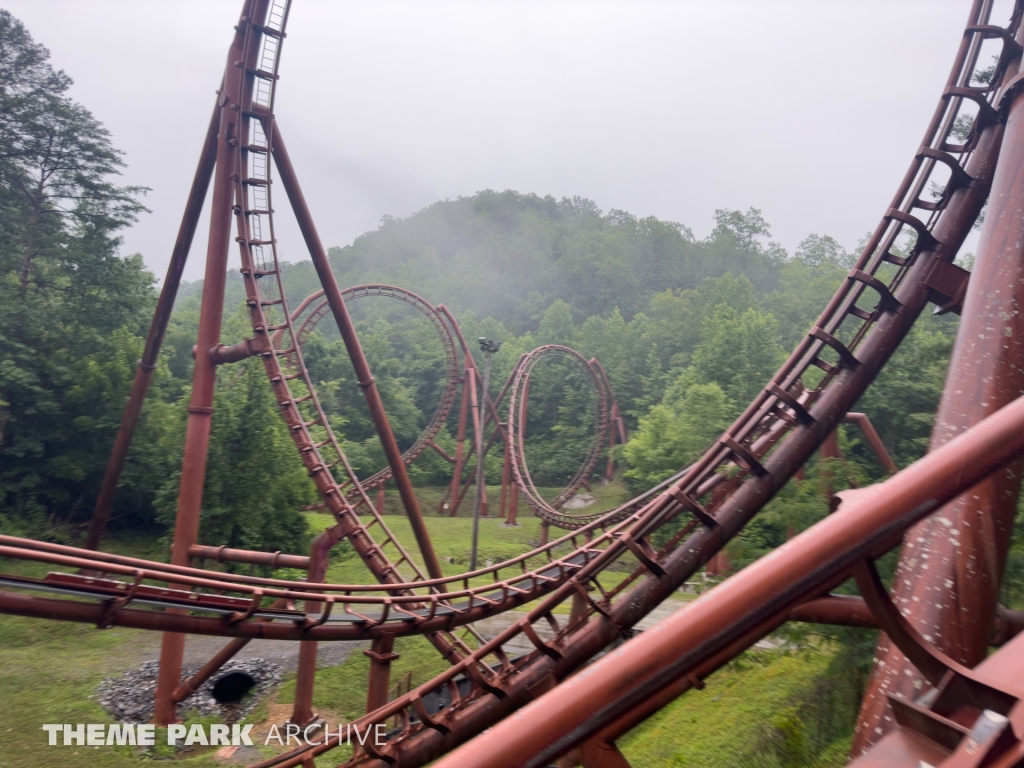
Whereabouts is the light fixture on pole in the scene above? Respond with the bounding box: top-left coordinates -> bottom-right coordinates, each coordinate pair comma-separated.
470,337 -> 500,571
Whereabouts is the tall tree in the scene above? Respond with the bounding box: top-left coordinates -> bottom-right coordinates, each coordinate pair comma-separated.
0,10 -> 152,538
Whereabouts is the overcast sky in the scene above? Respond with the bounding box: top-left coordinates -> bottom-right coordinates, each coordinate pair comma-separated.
3,0 -> 1000,284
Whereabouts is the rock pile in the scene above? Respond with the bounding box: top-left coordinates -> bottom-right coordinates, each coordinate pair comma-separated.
97,658 -> 281,723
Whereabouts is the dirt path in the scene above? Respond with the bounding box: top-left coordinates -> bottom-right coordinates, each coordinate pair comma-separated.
125,632 -> 367,673
470,595 -> 782,656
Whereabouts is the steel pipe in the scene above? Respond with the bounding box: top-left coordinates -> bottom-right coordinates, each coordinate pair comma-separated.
153,0 -> 263,726
187,544 -> 310,570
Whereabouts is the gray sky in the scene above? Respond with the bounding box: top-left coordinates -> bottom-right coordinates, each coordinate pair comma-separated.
4,0 -> 995,283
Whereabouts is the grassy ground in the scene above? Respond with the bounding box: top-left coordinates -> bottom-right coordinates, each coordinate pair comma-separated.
307,482 -> 637,598
0,482 -> 859,767
0,611 -> 235,768
619,648 -> 859,768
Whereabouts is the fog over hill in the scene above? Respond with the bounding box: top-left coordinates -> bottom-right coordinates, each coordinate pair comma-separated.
179,189 -> 803,333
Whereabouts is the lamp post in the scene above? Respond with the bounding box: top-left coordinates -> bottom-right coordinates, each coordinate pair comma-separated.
470,338 -> 500,571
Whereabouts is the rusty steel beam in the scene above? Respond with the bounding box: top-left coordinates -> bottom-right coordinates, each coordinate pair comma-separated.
507,475 -> 520,527
152,1 -> 262,725
365,634 -> 399,714
446,371 -> 471,516
171,597 -> 289,703
499,435 -> 512,520
854,24 -> 1024,753
270,129 -> 444,583
291,640 -> 320,728
787,594 -> 877,628
173,637 -> 250,703
428,441 -> 456,464
843,413 -> 898,475
187,544 -> 310,570
432,390 -> 1024,768
468,365 -> 487,521
207,337 -> 260,366
84,98 -> 221,552
290,525 -> 339,727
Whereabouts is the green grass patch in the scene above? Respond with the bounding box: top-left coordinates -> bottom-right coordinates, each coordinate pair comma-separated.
277,634 -> 452,721
619,647 -> 862,768
0,612 -> 227,768
304,481 -> 636,588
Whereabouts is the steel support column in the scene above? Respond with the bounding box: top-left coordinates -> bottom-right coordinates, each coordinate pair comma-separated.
499,437 -> 512,521
447,371 -> 471,516
291,526 -> 339,727
468,365 -> 487,521
507,479 -> 519,527
365,634 -> 399,714
152,6 -> 252,721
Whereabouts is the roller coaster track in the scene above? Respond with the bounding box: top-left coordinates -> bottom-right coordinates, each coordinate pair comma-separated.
225,0 -> 426,591
213,0 -> 499,675
277,284 -> 461,499
505,345 -> 615,529
289,291 -> 621,528
3,0 -> 1024,766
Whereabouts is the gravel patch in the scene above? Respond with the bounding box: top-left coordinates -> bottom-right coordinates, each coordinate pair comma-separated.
97,658 -> 281,723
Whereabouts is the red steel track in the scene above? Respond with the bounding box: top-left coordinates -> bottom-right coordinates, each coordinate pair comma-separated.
279,285 -> 461,499
288,288 -> 622,528
5,0 -> 1024,766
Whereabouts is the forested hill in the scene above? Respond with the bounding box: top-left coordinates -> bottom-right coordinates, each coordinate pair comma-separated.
178,191 -> 799,333
169,188 -> 959,488
325,192 -> 789,330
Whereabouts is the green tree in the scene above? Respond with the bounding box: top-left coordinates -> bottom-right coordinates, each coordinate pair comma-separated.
690,305 -> 786,407
794,233 -> 852,269
622,380 -> 732,488
155,357 -> 314,557
0,11 -> 153,538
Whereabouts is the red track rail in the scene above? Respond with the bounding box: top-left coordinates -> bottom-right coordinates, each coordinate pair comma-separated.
279,284 -> 461,500
292,293 -> 622,528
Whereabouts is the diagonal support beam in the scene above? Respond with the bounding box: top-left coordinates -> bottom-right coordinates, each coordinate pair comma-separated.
270,127 -> 443,582
85,97 -> 221,551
